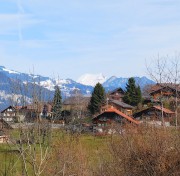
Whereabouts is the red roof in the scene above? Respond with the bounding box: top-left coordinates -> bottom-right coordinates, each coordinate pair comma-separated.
94,107 -> 140,125
153,106 -> 175,114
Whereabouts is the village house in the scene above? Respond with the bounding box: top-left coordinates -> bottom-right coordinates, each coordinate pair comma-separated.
133,105 -> 175,126
108,88 -> 125,101
63,96 -> 90,119
101,101 -> 134,116
63,96 -> 90,111
0,106 -> 20,123
104,87 -> 134,115
108,100 -> 134,115
93,107 -> 139,134
147,83 -> 180,102
19,103 -> 52,122
0,103 -> 53,123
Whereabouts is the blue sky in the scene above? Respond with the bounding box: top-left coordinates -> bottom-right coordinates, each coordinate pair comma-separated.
0,0 -> 180,80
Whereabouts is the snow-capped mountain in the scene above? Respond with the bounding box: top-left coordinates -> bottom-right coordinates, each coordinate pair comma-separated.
0,66 -> 155,110
0,66 -> 93,95
0,66 -> 93,110
77,73 -> 107,86
103,76 -> 155,91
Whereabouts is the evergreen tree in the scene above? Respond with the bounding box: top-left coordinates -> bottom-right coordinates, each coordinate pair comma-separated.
136,85 -> 142,104
52,86 -> 62,120
123,77 -> 142,106
88,83 -> 106,115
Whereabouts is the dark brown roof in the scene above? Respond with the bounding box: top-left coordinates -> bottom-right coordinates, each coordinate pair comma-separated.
110,100 -> 134,109
153,106 -> 175,114
109,87 -> 125,95
1,106 -> 16,113
148,83 -> 180,95
133,106 -> 175,118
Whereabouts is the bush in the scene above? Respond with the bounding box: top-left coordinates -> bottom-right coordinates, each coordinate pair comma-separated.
95,125 -> 180,176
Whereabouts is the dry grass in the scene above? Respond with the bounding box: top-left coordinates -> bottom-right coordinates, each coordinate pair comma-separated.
2,126 -> 180,176
95,125 -> 180,176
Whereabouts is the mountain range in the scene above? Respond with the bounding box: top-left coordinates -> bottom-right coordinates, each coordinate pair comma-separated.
0,66 -> 155,110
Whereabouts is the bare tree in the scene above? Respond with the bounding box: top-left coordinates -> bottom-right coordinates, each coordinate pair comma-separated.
7,70 -> 54,176
146,55 -> 180,128
146,55 -> 168,83
167,57 -> 180,128
146,56 -> 168,126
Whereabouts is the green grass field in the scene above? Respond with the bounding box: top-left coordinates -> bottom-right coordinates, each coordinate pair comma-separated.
0,129 -> 110,176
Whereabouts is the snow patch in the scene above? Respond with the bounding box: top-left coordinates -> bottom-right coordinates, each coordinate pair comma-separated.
2,68 -> 20,74
56,79 -> 71,85
40,79 -> 55,91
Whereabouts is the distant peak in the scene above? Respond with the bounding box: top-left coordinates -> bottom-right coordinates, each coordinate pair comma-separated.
77,73 -> 107,86
107,76 -> 117,81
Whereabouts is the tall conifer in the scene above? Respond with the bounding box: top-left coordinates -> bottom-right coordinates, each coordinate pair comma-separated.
123,77 -> 142,106
88,83 -> 106,115
52,86 -> 62,120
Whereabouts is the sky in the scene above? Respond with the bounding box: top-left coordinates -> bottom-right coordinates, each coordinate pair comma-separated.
0,0 -> 180,80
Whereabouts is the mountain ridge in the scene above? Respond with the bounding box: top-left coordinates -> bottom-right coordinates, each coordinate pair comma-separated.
0,66 -> 155,110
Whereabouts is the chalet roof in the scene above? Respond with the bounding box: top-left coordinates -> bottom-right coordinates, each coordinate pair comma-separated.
153,106 -> 175,114
93,107 -> 140,125
21,105 -> 36,110
149,83 -> 180,95
1,106 -> 16,113
133,106 -> 175,118
1,103 -> 52,114
15,106 -> 22,110
110,100 -> 134,109
109,87 -> 125,95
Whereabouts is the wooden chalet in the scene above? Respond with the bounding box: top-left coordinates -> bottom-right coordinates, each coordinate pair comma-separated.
105,87 -> 134,115
0,103 -> 53,123
93,107 -> 139,133
20,103 -> 52,121
108,100 -> 134,115
108,88 -> 125,101
63,96 -> 90,120
0,106 -> 19,123
133,106 -> 175,126
148,83 -> 180,102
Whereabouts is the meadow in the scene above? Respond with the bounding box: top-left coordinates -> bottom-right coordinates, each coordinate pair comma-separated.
1,125 -> 180,176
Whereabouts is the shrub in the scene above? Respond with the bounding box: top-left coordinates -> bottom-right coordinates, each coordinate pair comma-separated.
95,125 -> 180,176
